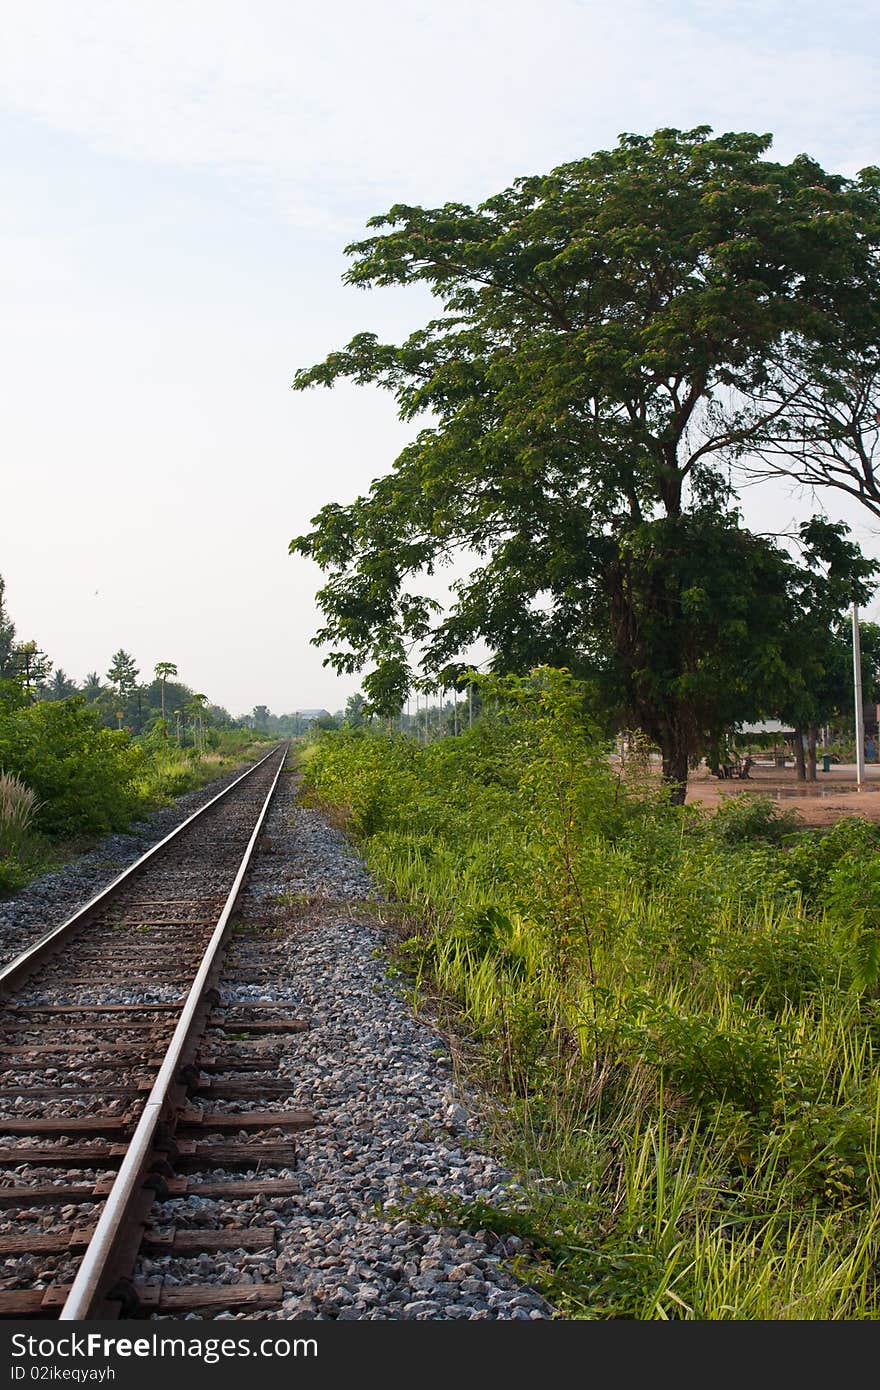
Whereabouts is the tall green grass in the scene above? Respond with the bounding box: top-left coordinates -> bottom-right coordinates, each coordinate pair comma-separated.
0,770 -> 42,891
302,669 -> 880,1319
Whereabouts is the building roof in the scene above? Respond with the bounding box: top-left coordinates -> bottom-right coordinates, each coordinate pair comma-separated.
735,719 -> 789,735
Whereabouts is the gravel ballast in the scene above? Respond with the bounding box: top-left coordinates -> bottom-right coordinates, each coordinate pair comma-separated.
219,776 -> 553,1320
0,758 -> 554,1320
0,757 -> 266,970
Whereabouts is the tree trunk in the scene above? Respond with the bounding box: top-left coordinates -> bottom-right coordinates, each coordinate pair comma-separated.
659,735 -> 689,806
806,724 -> 818,782
793,727 -> 806,781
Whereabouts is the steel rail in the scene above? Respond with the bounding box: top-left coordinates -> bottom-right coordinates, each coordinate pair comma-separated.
58,741 -> 289,1319
0,743 -> 285,997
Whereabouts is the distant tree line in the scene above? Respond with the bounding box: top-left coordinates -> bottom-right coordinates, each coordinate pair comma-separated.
247,704 -> 343,735
0,578 -> 245,746
1,576 -> 356,749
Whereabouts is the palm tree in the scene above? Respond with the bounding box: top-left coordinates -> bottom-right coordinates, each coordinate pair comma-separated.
186,692 -> 208,753
48,669 -> 78,700
154,661 -> 178,736
82,671 -> 103,702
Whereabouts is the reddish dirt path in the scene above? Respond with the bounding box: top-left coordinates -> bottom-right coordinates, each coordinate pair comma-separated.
684,762 -> 880,826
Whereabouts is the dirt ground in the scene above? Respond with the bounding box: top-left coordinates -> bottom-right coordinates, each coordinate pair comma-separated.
684,760 -> 880,826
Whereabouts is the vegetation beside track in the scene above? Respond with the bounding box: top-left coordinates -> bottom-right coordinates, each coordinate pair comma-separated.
0,693 -> 273,892
301,669 -> 880,1319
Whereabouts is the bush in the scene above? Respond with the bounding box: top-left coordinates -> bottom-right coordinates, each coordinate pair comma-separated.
0,698 -> 144,836
784,818 -> 880,900
778,1101 -> 874,1204
640,1006 -> 779,1112
0,855 -> 29,893
709,793 -> 803,845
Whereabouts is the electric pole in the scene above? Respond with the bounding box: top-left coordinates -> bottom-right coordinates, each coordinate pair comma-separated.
853,599 -> 866,790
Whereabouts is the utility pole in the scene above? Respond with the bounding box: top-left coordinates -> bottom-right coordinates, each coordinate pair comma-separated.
19,646 -> 46,701
853,599 -> 866,791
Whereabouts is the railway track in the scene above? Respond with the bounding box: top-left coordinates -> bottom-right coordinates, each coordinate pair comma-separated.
0,741 -> 314,1319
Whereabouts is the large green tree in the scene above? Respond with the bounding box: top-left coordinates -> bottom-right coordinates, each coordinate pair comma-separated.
291,127 -> 880,797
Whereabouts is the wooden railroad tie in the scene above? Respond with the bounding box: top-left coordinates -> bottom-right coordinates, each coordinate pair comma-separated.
0,1225 -> 277,1256
0,1076 -> 295,1101
0,1177 -> 302,1207
0,1108 -> 314,1138
0,1283 -> 284,1318
0,1131 -> 309,1167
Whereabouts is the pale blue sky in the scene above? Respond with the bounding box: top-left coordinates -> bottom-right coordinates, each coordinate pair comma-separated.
2,1 -> 878,714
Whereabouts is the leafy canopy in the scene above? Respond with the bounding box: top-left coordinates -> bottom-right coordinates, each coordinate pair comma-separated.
291,127 -> 880,768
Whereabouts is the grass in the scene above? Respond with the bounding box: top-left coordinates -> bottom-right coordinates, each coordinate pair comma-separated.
132,738 -> 269,806
0,770 -> 43,890
300,669 -> 880,1319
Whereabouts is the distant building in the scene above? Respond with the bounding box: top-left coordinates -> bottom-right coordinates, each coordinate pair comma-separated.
293,708 -> 331,727
735,719 -> 794,737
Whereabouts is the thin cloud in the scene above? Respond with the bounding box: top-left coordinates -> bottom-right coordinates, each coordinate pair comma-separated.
1,1 -> 876,220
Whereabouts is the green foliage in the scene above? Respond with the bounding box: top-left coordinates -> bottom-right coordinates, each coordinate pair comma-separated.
0,764 -> 44,892
0,719 -> 272,894
106,648 -> 139,699
777,1100 -> 875,1205
304,668 -> 880,1318
822,850 -> 880,990
0,856 -> 30,893
716,918 -> 835,1013
784,816 -> 880,900
0,698 -> 144,837
709,793 -> 803,845
292,128 -> 880,791
0,577 -> 265,890
640,1006 -> 778,1112
132,732 -> 272,807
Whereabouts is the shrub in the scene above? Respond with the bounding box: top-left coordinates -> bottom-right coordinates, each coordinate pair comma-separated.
785,818 -> 880,900
640,1006 -> 779,1113
778,1101 -> 874,1204
820,850 -> 880,990
0,855 -> 29,893
0,698 -> 144,837
709,793 -> 802,845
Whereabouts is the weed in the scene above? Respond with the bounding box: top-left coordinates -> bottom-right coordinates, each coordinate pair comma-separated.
303,670 -> 880,1318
